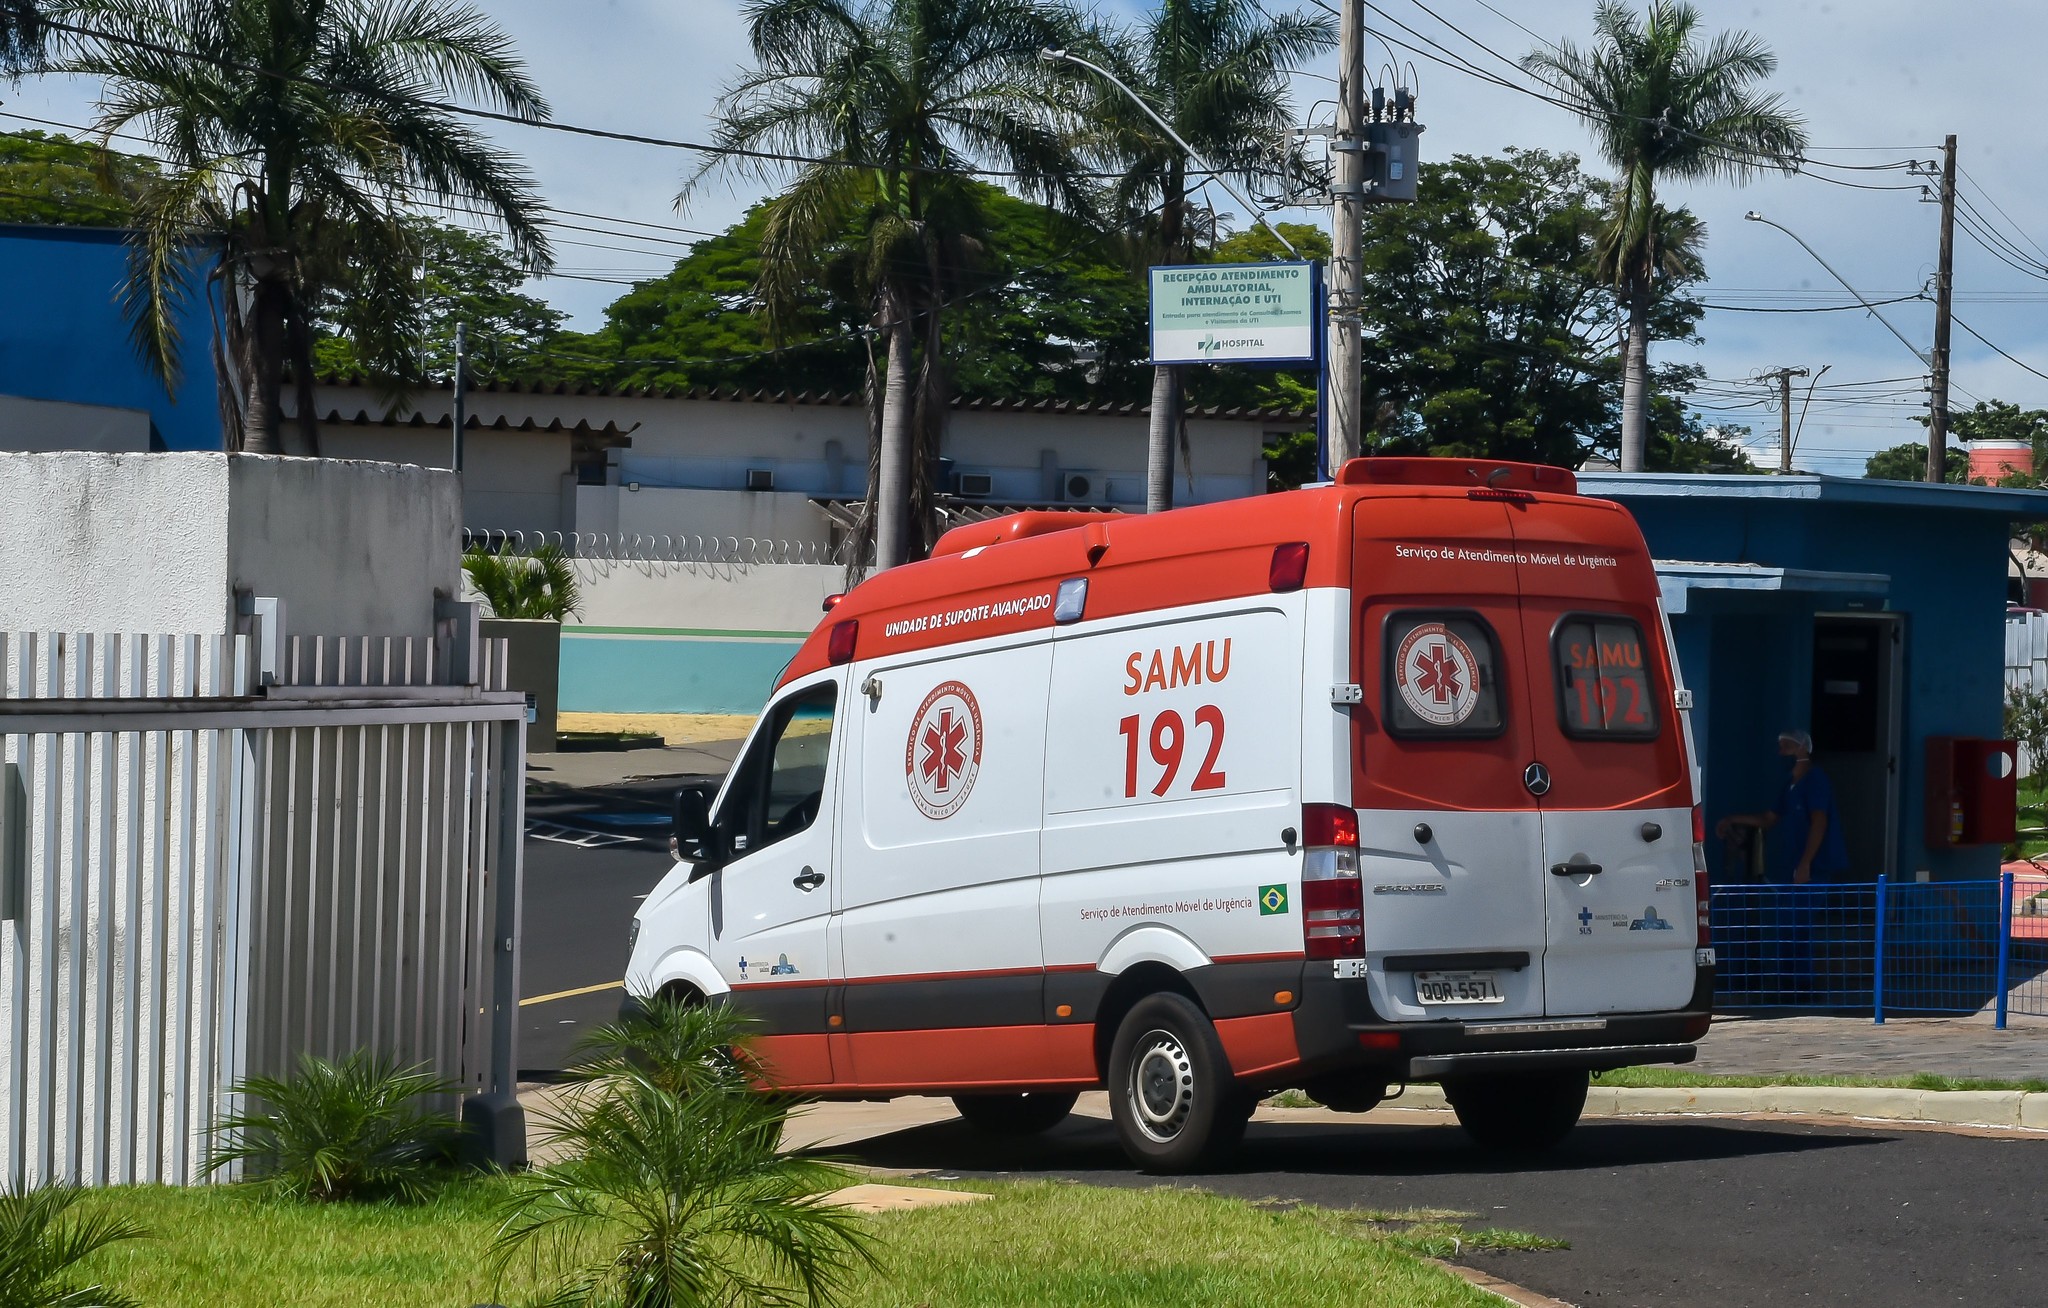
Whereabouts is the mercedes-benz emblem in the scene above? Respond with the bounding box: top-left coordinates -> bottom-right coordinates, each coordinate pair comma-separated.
1523,761 -> 1552,796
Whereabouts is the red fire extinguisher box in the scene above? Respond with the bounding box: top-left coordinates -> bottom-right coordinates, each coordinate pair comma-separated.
1923,736 -> 2019,848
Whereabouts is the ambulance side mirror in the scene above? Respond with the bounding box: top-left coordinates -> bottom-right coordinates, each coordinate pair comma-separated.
673,783 -> 724,874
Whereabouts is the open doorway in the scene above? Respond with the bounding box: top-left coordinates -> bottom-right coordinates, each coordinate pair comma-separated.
1811,613 -> 1904,880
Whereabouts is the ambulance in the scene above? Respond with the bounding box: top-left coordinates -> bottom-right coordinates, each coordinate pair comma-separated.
623,457 -> 1713,1172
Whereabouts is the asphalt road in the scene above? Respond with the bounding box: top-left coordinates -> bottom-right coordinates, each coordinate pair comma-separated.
518,834 -> 673,1074
838,1111 -> 2048,1308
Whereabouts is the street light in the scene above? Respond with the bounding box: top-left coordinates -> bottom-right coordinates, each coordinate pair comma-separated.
1743,210 -> 1930,366
1040,48 -> 1299,258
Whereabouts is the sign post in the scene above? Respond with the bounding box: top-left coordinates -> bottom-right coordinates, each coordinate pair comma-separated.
1148,262 -> 1320,367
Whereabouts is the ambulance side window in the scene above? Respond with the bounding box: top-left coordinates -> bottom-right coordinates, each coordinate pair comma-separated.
1554,615 -> 1659,739
720,684 -> 836,858
1381,611 -> 1505,738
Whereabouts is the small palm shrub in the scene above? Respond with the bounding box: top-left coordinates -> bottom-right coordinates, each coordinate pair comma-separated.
206,1051 -> 465,1202
0,1183 -> 147,1308
495,997 -> 873,1308
464,543 -> 582,621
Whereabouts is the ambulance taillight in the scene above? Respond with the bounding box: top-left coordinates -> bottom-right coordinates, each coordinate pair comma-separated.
827,619 -> 858,664
1301,803 -> 1363,959
1691,804 -> 1711,947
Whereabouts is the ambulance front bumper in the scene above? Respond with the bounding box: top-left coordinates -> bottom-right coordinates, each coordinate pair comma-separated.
1289,962 -> 1715,1083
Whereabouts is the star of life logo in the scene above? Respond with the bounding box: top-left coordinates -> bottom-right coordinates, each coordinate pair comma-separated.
1394,623 -> 1482,727
905,680 -> 983,820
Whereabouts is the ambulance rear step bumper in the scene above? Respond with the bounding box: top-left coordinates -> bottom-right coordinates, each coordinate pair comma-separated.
1408,1042 -> 1697,1080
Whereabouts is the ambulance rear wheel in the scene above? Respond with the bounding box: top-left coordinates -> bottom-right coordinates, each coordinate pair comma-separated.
1442,1070 -> 1589,1152
951,1092 -> 1079,1136
1108,993 -> 1248,1174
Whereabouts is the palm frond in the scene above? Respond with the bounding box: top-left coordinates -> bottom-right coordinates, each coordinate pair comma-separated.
0,1183 -> 149,1308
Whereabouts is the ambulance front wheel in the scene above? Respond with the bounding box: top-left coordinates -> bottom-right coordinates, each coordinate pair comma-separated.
951,1091 -> 1079,1136
1442,1069 -> 1589,1152
1108,992 -> 1251,1174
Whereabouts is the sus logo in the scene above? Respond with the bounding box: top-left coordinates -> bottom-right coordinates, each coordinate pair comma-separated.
906,681 -> 983,819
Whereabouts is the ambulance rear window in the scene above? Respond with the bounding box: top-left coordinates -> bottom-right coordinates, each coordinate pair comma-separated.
1554,615 -> 1659,739
1382,612 -> 1505,738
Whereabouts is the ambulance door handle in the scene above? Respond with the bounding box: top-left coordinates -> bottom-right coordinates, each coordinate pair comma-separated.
1550,861 -> 1602,877
793,867 -> 825,892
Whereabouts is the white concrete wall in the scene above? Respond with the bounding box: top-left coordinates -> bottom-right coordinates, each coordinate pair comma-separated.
577,485 -> 835,549
570,557 -> 838,633
0,395 -> 154,453
308,382 -> 1291,528
0,451 -> 459,640
0,451 -> 233,633
320,424 -> 573,534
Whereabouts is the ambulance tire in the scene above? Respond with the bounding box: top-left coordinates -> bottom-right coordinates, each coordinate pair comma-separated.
1442,1070 -> 1589,1152
1108,993 -> 1250,1174
951,1092 -> 1080,1137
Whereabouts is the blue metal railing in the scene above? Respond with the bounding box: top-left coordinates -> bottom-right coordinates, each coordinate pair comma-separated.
1709,875 -> 2047,1027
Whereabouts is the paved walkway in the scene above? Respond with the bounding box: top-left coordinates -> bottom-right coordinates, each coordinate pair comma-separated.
1692,1012 -> 2048,1082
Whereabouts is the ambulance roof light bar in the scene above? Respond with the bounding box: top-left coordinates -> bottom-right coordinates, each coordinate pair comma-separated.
1336,458 -> 1577,495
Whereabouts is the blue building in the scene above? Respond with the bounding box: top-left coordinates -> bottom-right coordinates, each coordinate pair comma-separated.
0,224 -> 222,451
1582,473 -> 2048,883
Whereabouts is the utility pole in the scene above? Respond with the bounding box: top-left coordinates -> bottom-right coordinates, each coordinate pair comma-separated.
451,320 -> 468,473
1927,133 -> 1957,483
1760,366 -> 1810,473
1326,0 -> 1366,470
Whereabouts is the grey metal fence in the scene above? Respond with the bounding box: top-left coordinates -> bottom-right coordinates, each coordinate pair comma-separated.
0,609 -> 526,1188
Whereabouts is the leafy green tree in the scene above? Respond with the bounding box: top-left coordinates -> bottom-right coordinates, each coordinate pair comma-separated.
0,1183 -> 147,1308
1353,149 -> 1706,469
496,997 -> 873,1308
315,219 -> 568,385
1085,0 -> 1333,512
1524,0 -> 1806,471
1866,441 -> 1967,483
0,129 -> 158,226
695,0 -> 1093,572
54,0 -> 553,454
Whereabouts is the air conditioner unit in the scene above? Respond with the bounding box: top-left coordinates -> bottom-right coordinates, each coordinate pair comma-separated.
956,471 -> 994,498
1063,472 -> 1093,502
745,468 -> 776,491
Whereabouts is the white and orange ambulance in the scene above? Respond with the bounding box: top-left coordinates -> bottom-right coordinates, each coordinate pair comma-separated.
624,457 -> 1713,1172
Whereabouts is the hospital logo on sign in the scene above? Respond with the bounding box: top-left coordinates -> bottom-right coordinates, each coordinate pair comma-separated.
1394,623 -> 1481,727
905,680 -> 984,820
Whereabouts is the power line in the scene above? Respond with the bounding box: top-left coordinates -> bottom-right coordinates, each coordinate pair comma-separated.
1952,316 -> 2048,385
1701,294 -> 1926,314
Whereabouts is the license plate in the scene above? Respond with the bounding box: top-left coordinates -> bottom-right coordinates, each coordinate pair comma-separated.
1414,970 -> 1504,1004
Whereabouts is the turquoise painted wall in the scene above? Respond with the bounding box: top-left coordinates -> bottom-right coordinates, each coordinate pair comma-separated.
559,631 -> 800,715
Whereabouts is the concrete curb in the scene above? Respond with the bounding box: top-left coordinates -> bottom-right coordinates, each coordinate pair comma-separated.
1375,1083 -> 2048,1130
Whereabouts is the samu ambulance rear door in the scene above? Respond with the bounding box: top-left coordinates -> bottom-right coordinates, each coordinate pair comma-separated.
1501,495 -> 1697,1016
1353,494 -> 1546,1022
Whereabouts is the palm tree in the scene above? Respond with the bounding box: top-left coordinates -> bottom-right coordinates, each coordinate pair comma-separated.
463,542 -> 582,621
1,0 -> 45,73
1087,0 -> 1331,512
53,0 -> 552,454
1522,0 -> 1805,471
693,0 -> 1093,571
496,997 -> 873,1308
0,1183 -> 147,1308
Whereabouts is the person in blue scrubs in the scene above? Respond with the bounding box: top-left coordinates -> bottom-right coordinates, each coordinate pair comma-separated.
1716,728 -> 1852,884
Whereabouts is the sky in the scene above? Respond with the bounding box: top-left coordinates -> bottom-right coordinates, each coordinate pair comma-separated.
7,0 -> 2045,476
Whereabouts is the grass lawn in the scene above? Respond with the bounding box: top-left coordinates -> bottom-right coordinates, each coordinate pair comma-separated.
1591,1067 -> 2048,1093
76,1176 -> 1536,1307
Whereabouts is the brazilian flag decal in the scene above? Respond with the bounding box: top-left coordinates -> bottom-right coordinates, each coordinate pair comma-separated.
1259,884 -> 1289,915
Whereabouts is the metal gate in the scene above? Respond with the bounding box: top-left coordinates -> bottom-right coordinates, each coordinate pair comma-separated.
0,608 -> 526,1187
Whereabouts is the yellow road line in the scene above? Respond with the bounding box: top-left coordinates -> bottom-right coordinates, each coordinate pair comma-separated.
519,979 -> 623,1007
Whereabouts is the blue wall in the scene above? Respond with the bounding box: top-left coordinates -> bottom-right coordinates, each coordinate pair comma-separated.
0,224 -> 223,450
1614,493 -> 2011,880
559,631 -> 800,716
